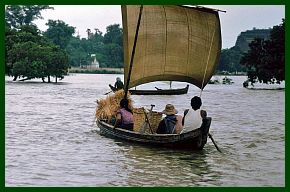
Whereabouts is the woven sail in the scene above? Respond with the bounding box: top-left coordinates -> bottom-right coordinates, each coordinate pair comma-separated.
122,5 -> 221,89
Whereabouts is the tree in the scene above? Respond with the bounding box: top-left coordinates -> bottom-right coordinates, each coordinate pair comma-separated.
103,24 -> 123,67
45,46 -> 69,83
104,43 -> 123,68
267,19 -> 285,82
5,26 -> 17,75
10,42 -> 48,81
218,47 -> 245,73
5,5 -> 53,29
240,19 -> 285,85
104,24 -> 123,46
5,24 -> 69,82
64,24 -> 124,68
5,25 -> 46,79
65,28 -> 107,68
44,20 -> 75,49
65,36 -> 88,67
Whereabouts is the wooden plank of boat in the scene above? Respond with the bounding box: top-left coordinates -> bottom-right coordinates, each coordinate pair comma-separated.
129,85 -> 189,95
96,117 -> 211,150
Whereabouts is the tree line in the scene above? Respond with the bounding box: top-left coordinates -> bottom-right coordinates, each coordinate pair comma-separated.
66,24 -> 123,68
209,19 -> 284,85
5,5 -> 123,83
5,5 -> 285,85
240,19 -> 285,85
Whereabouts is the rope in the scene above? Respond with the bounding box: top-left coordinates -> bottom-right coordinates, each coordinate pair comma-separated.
200,20 -> 217,98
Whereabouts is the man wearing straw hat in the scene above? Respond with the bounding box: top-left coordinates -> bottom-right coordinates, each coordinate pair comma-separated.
156,104 -> 183,134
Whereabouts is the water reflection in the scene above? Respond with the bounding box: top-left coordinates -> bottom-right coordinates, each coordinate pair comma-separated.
112,141 -> 222,186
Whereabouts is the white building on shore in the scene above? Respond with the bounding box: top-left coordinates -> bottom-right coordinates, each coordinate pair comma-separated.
90,54 -> 99,69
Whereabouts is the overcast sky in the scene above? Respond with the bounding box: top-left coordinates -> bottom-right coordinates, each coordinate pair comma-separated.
33,5 -> 285,49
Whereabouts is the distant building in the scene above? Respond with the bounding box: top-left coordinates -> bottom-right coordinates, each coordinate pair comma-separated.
90,54 -> 99,69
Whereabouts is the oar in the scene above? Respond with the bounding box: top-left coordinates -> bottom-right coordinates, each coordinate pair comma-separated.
104,90 -> 112,95
208,133 -> 222,153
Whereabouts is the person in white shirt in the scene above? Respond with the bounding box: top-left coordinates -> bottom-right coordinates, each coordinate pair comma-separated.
181,96 -> 207,133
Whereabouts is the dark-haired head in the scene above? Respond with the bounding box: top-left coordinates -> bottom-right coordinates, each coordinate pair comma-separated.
120,98 -> 132,113
191,96 -> 202,110
120,98 -> 128,108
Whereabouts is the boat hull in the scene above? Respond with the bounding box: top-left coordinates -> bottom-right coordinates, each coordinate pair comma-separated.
96,117 -> 211,150
128,85 -> 189,95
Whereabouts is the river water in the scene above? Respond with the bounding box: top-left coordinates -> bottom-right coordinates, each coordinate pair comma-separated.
5,74 -> 285,187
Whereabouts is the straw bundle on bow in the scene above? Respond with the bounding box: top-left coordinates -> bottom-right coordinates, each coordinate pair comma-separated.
95,90 -> 133,122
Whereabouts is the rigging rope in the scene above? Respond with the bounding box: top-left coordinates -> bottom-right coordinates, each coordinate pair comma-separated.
200,20 -> 217,98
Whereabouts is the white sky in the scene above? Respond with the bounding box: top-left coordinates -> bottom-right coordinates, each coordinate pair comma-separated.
33,5 -> 285,49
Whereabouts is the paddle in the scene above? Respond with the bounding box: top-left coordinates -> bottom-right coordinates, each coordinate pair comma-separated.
104,90 -> 112,95
208,133 -> 222,153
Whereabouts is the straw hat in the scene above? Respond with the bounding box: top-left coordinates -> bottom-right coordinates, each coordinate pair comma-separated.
162,104 -> 178,115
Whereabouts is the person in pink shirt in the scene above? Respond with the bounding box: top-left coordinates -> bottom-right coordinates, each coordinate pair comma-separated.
114,98 -> 134,131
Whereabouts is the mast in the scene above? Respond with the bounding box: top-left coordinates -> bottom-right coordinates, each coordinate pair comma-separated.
124,5 -> 144,99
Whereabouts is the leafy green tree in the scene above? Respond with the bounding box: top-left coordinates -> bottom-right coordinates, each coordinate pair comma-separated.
5,25 -> 46,79
218,47 -> 245,73
45,46 -> 69,83
103,24 -> 123,67
65,36 -> 88,67
5,5 -> 53,28
5,26 -> 17,75
240,19 -> 285,84
64,24 -> 124,68
103,43 -> 123,68
6,24 -> 69,82
266,19 -> 285,82
9,41 -> 48,81
65,28 -> 107,68
9,42 -> 69,83
104,24 -> 123,46
44,20 -> 75,49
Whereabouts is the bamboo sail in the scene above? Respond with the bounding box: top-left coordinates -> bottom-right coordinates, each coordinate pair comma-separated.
122,5 -> 221,89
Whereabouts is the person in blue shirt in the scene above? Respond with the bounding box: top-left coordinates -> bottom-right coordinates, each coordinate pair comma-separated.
156,104 -> 183,134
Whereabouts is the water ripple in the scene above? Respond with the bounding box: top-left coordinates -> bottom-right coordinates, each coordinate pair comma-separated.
5,74 -> 284,186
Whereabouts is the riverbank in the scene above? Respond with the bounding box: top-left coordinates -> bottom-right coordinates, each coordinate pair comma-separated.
69,67 -> 123,74
69,67 -> 247,76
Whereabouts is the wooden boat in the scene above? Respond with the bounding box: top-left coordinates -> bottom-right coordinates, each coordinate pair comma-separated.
222,76 -> 234,84
97,117 -> 211,150
109,84 -> 189,95
129,85 -> 189,95
97,5 -> 222,150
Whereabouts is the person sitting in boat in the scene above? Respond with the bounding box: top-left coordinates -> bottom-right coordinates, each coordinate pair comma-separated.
114,98 -> 134,131
181,96 -> 207,133
109,77 -> 124,92
243,80 -> 249,88
156,104 -> 183,134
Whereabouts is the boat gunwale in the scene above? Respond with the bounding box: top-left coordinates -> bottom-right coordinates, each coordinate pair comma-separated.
96,117 -> 211,149
96,117 -> 207,140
